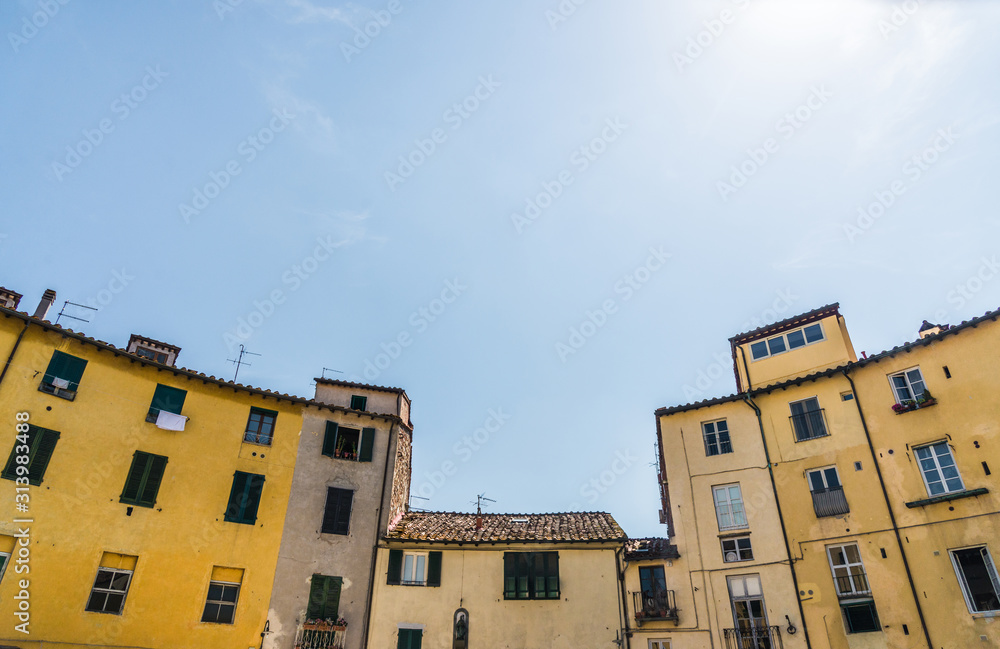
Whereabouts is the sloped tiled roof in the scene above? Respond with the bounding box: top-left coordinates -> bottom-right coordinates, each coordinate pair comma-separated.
385,511 -> 626,544
729,303 -> 840,344
625,537 -> 679,561
314,376 -> 408,397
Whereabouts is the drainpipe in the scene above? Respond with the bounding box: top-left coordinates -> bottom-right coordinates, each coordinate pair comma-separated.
361,421 -> 398,649
615,545 -> 631,649
0,319 -> 30,388
841,370 -> 933,649
740,392 -> 812,648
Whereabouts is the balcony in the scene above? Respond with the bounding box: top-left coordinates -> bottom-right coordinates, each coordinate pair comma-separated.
811,486 -> 850,517
723,625 -> 783,649
295,621 -> 347,649
632,590 -> 679,625
789,409 -> 827,441
834,573 -> 871,598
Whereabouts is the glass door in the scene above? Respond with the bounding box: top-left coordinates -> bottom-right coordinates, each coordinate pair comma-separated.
727,575 -> 771,649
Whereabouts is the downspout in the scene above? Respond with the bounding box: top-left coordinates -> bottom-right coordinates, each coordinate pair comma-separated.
0,320 -> 30,387
738,346 -> 812,648
615,545 -> 631,649
362,421 -> 398,649
841,370 -> 933,649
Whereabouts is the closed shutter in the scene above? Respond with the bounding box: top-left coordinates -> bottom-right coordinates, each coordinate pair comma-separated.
427,551 -> 442,587
387,549 -> 403,585
335,489 -> 353,534
140,455 -> 168,506
307,575 -> 328,619
225,472 -> 248,521
321,488 -> 353,535
545,552 -> 560,598
226,472 -> 264,523
359,427 -> 375,462
121,452 -> 148,502
398,629 -> 422,649
322,422 -> 339,457
324,577 -> 342,620
503,553 -> 515,598
244,474 -> 265,523
28,427 -> 60,485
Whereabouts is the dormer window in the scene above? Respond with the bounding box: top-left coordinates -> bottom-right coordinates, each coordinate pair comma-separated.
127,334 -> 180,367
136,347 -> 168,364
750,323 -> 825,360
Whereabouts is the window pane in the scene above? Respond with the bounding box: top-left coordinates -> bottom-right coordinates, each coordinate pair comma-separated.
824,468 -> 841,488
416,555 -> 426,581
750,341 -> 769,359
809,472 -> 825,492
804,323 -> 823,342
403,555 -> 413,581
768,337 -> 786,354
787,329 -> 806,348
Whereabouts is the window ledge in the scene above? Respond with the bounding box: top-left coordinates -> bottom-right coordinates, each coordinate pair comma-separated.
971,611 -> 1000,619
892,398 -> 937,414
794,433 -> 830,443
904,488 -> 989,508
718,530 -> 751,538
38,383 -> 76,401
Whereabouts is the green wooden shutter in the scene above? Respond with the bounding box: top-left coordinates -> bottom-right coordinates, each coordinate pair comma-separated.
387,549 -> 403,585
427,551 -> 442,587
533,553 -> 546,599
307,575 -> 328,619
244,473 -> 265,523
398,629 -> 422,649
121,452 -> 148,502
27,427 -> 60,485
503,553 -> 515,598
148,384 -> 187,418
324,576 -> 342,620
225,472 -> 249,522
44,351 -> 88,389
412,629 -> 423,649
546,552 -> 560,598
359,427 -> 375,462
139,455 -> 168,506
322,422 -> 339,457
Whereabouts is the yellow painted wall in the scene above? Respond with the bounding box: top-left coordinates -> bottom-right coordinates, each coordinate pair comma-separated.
368,544 -> 622,649
736,314 -> 856,390
0,317 -> 300,648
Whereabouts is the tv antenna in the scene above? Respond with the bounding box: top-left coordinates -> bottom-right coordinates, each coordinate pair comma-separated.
55,301 -> 97,325
227,344 -> 260,382
322,367 -> 344,379
471,493 -> 496,515
409,494 -> 429,512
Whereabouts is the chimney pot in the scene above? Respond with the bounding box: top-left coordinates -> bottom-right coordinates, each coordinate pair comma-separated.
476,515 -> 483,531
33,289 -> 56,320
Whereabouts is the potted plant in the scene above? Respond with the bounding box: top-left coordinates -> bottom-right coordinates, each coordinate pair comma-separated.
916,390 -> 936,407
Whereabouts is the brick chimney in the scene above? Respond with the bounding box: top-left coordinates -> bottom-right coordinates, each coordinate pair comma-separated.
33,289 -> 56,320
0,287 -> 22,310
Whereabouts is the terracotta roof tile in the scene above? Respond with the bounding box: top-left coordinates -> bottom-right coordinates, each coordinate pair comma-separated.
386,511 -> 626,543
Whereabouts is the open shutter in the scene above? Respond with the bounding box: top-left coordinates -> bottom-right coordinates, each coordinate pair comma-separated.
245,474 -> 265,523
121,452 -> 148,502
28,427 -> 60,485
226,472 -> 249,521
45,351 -> 87,389
359,427 -> 375,462
503,553 -> 515,598
335,489 -> 353,534
307,575 -> 328,619
546,552 -> 560,598
140,455 -> 168,506
321,488 -> 339,534
149,384 -> 187,418
387,549 -> 403,584
427,551 -> 442,587
324,576 -> 343,620
322,422 -> 339,457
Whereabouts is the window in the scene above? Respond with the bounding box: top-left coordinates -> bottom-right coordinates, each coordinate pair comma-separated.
146,384 -> 187,423
321,487 -> 354,535
321,423 -> 375,462
86,568 -> 133,614
243,407 -> 277,445
648,641 -> 671,649
713,484 -> 748,531
120,451 -> 168,508
135,347 -> 168,364
951,546 -> 1000,613
0,551 -> 9,584
889,367 -> 927,404
914,441 -> 964,496
202,582 -> 239,624
398,629 -> 423,649
503,552 -> 560,599
387,549 -> 442,587
808,466 -> 849,517
749,323 -> 825,360
722,536 -> 753,562
350,395 -> 367,411
224,471 -> 265,525
842,601 -> 880,633
2,424 -> 60,486
39,350 -> 88,398
789,397 -> 827,441
703,419 -> 732,456
307,574 -> 343,620
841,391 -> 854,401
827,544 -> 871,597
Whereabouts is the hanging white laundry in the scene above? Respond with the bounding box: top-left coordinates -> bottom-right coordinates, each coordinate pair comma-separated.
155,410 -> 187,431
51,377 -> 70,389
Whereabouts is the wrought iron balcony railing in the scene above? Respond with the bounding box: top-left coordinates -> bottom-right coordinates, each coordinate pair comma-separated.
811,486 -> 850,517
723,625 -> 783,649
789,409 -> 828,441
631,590 -> 678,624
294,621 -> 347,649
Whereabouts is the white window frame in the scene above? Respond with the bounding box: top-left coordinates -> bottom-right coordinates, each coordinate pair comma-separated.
713,484 -> 748,531
202,580 -> 240,624
702,419 -> 732,456
86,567 -> 133,614
721,536 -> 753,563
914,441 -> 965,496
888,367 -> 927,404
789,396 -> 827,441
806,466 -> 841,492
950,545 -> 1000,615
648,640 -> 672,649
402,551 -> 428,585
826,543 -> 870,597
0,551 -> 9,584
749,322 -> 825,361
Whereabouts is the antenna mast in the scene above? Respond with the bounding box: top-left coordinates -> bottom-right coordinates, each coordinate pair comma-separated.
226,344 -> 260,382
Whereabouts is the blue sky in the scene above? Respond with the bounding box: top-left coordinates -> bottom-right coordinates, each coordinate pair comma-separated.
2,0 -> 999,537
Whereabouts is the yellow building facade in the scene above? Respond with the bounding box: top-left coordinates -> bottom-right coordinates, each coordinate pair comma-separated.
367,512 -> 627,649
655,303 -> 1000,649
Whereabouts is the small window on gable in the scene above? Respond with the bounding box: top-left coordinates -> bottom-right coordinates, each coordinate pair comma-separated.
350,395 -> 368,411
39,350 -> 88,399
702,419 -> 732,456
749,322 -> 826,361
